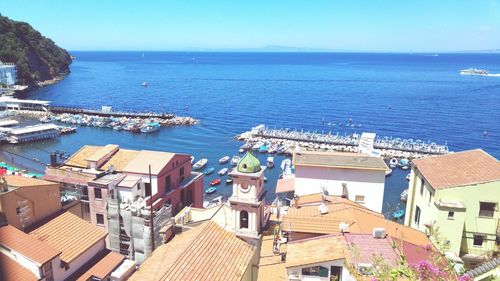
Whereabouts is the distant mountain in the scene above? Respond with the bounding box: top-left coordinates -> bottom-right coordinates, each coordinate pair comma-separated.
0,14 -> 72,88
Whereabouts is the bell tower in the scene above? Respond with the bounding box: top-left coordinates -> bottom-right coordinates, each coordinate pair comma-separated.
228,151 -> 266,243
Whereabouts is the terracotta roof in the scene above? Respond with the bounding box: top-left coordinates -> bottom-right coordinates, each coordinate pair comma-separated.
64,145 -> 100,168
3,175 -> 58,187
123,150 -> 176,175
282,216 -> 354,234
0,252 -> 38,281
345,233 -> 400,267
283,200 -> 430,246
285,235 -> 347,268
0,225 -> 61,266
257,234 -> 287,281
275,177 -> 295,193
76,251 -> 125,281
29,212 -> 107,264
85,144 -> 119,162
130,221 -> 255,281
291,193 -> 349,206
293,151 -> 388,171
413,149 -> 500,189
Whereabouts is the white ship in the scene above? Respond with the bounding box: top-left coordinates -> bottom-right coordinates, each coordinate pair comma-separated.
459,68 -> 489,76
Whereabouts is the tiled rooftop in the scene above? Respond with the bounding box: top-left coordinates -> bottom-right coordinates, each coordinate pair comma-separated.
413,149 -> 500,189
64,145 -> 101,168
85,144 -> 119,162
345,233 -> 400,267
285,234 -> 347,268
0,252 -> 37,281
3,175 -> 58,187
256,234 -> 287,281
130,221 -> 255,281
29,212 -> 107,264
75,251 -> 125,281
293,151 -> 388,170
0,225 -> 61,265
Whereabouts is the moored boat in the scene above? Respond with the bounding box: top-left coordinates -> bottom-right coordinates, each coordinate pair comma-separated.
193,158 -> 208,170
205,187 -> 217,194
204,167 -> 215,175
267,157 -> 274,168
190,156 -> 195,164
389,158 -> 398,168
210,179 -> 221,186
398,158 -> 410,169
218,168 -> 228,176
406,174 -> 411,181
259,145 -> 269,153
400,189 -> 408,202
226,178 -> 233,185
231,155 -> 240,166
219,156 -> 230,164
140,122 -> 160,133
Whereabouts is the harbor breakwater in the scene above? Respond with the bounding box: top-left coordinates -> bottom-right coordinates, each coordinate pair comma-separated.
237,126 -> 450,160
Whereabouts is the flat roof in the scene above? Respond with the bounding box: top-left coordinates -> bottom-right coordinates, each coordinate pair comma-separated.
85,144 -> 119,162
118,175 -> 142,188
285,235 -> 347,268
10,124 -> 59,135
413,149 -> 500,189
29,212 -> 107,264
123,150 -> 177,175
293,151 -> 388,171
0,96 -> 51,105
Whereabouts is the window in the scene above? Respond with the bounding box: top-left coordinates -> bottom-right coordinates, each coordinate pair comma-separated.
180,167 -> 185,182
448,211 -> 454,219
240,210 -> 249,229
428,192 -> 432,204
420,178 -> 425,195
355,195 -> 365,204
473,234 -> 484,247
415,206 -> 421,226
82,187 -> 89,200
301,266 -> 329,277
145,182 -> 151,197
94,188 -> 102,199
330,266 -> 343,280
16,207 -> 21,215
96,213 -> 104,225
479,202 -> 496,218
165,175 -> 172,193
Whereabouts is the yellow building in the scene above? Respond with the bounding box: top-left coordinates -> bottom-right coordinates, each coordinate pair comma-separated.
404,149 -> 500,267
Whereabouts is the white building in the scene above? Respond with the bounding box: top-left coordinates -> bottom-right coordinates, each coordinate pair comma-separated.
288,151 -> 388,213
0,61 -> 17,86
0,96 -> 51,111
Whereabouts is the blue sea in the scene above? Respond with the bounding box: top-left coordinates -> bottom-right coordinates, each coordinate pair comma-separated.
3,52 -> 500,216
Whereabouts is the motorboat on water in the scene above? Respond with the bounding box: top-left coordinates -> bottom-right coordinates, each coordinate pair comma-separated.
264,177 -> 268,182
226,178 -> 233,185
193,158 -> 208,170
210,179 -> 221,186
392,209 -> 405,220
389,158 -> 398,168
252,142 -> 263,151
205,187 -> 217,194
267,157 -> 274,168
280,159 -> 292,170
218,168 -> 228,176
385,168 -> 392,177
219,156 -> 230,164
142,81 -> 148,87
406,174 -> 411,181
140,122 -> 160,133
259,145 -> 269,153
203,196 -> 223,208
238,148 -> 245,153
400,189 -> 408,202
231,156 -> 240,166
398,158 -> 410,169
190,156 -> 195,164
204,167 -> 215,175
459,68 -> 489,76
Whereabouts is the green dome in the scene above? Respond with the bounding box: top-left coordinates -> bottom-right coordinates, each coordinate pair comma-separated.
237,151 -> 261,173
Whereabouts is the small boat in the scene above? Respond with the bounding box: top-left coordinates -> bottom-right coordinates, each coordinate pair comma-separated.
140,122 -> 160,133
240,143 -> 251,150
142,81 -> 148,87
190,156 -> 195,164
231,156 -> 240,166
259,145 -> 269,153
392,209 -> 405,220
459,68 -> 489,76
267,157 -> 274,168
406,174 -> 411,181
385,169 -> 392,177
218,168 -> 228,176
113,125 -> 122,131
400,189 -> 408,202
252,142 -> 262,151
205,187 -> 217,194
226,178 -> 233,185
219,156 -> 230,164
210,179 -> 221,186
264,177 -> 268,182
389,158 -> 398,168
193,158 -> 208,170
238,148 -> 245,153
204,167 -> 215,175
398,158 -> 410,169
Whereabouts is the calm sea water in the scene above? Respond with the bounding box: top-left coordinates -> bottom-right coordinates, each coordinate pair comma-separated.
3,52 -> 500,215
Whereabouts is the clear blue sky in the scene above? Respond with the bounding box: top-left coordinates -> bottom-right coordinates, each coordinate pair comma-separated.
1,0 -> 499,52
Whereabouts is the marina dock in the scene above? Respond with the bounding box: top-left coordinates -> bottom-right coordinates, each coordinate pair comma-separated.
238,125 -> 450,159
48,105 -> 176,119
